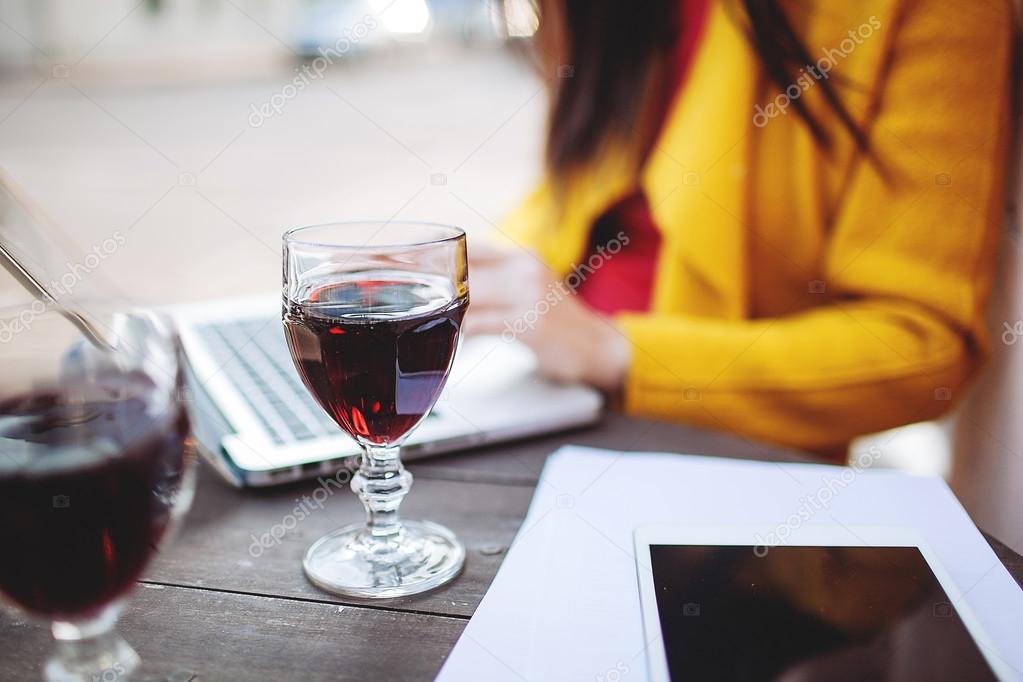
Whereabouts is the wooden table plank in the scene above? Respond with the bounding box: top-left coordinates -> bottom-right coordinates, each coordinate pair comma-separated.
0,584 -> 466,682
142,464 -> 535,618
411,412 -> 806,487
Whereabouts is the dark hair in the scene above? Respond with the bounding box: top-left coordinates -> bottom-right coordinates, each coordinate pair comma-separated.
539,0 -> 869,175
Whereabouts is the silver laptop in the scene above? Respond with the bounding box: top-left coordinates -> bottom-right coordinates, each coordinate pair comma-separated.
170,295 -> 603,486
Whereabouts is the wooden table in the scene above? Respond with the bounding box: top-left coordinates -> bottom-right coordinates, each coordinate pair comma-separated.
2,414 -> 1022,680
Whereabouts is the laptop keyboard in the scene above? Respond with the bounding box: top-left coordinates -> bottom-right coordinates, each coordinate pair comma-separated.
196,319 -> 343,445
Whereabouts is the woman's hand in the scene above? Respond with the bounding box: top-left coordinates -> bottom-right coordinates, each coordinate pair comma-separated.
464,241 -> 631,392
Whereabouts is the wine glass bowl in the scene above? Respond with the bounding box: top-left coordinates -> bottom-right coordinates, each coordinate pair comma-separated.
0,302 -> 195,681
283,221 -> 468,598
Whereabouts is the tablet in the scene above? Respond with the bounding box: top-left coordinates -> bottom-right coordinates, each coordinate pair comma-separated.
633,524 -> 1010,681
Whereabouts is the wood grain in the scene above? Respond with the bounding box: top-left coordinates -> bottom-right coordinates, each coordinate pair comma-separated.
412,412 -> 807,487
141,464 -> 535,618
0,584 -> 466,681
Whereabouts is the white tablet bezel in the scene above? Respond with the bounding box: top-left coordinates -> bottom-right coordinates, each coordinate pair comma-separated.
633,524 -> 1012,682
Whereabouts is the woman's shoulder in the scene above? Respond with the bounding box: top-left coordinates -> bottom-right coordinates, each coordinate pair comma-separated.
782,0 -> 1014,101
791,0 -> 1014,45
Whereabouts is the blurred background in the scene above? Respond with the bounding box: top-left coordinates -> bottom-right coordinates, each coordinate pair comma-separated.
0,0 -> 543,303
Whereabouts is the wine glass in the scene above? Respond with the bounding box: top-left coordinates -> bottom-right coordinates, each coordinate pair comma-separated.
0,301 -> 195,681
282,221 -> 468,598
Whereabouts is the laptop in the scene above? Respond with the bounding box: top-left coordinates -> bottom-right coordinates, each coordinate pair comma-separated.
169,295 -> 604,487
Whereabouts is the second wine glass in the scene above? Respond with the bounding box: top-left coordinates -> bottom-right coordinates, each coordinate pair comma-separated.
0,303 -> 195,681
282,221 -> 468,598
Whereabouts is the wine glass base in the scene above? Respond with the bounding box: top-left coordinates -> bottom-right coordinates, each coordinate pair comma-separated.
45,627 -> 139,682
303,519 -> 465,598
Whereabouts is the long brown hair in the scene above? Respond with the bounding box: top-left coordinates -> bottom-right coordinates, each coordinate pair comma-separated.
538,0 -> 869,176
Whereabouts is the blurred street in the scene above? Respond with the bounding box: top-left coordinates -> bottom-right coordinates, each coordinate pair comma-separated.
0,40 -> 544,304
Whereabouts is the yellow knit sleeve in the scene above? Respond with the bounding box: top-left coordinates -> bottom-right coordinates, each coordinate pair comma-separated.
619,0 -> 1013,456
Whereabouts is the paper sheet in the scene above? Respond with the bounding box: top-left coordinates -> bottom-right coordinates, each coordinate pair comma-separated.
436,446 -> 1023,681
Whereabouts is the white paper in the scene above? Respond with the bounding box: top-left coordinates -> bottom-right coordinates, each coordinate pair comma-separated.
437,446 -> 1023,681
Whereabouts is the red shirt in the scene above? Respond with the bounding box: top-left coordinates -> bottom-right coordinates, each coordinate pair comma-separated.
575,0 -> 710,315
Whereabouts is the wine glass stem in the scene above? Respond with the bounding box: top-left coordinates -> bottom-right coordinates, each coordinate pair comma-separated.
351,444 -> 413,540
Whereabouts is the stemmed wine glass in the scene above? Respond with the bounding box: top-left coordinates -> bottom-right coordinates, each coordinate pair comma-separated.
282,221 -> 468,598
0,302 -> 195,681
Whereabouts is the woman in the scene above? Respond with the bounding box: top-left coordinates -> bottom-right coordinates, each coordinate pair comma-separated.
467,0 -> 1014,460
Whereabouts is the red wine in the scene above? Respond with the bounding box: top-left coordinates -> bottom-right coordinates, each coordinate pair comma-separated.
0,374 -> 189,619
283,274 -> 467,446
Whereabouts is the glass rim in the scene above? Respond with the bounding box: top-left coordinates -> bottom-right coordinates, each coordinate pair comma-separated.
282,220 -> 466,250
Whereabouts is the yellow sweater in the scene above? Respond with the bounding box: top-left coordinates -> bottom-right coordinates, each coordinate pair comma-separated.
502,0 -> 1013,458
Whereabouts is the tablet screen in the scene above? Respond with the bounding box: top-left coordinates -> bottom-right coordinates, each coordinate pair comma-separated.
648,545 -> 997,681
